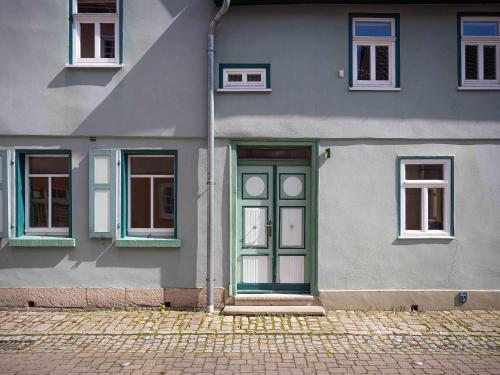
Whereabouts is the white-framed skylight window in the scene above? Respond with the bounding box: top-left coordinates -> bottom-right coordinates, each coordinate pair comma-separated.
218,64 -> 271,92
69,0 -> 122,67
350,15 -> 400,90
459,15 -> 500,89
399,157 -> 454,239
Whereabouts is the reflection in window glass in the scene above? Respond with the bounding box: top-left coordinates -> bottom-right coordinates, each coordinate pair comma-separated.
428,188 -> 444,230
78,0 -> 116,13
465,45 -> 478,80
375,46 -> 389,80
484,45 -> 497,80
405,188 -> 421,230
228,74 -> 243,82
131,178 -> 151,228
100,23 -> 115,58
154,178 -> 174,229
463,21 -> 499,36
405,164 -> 443,180
355,21 -> 392,37
247,74 -> 262,82
29,177 -> 49,228
30,157 -> 69,174
357,45 -> 371,80
80,23 -> 95,58
51,177 -> 69,228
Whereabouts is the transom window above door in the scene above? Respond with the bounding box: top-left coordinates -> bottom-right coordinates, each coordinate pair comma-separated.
350,14 -> 400,90
459,16 -> 500,89
127,154 -> 176,237
70,0 -> 121,66
399,157 -> 454,239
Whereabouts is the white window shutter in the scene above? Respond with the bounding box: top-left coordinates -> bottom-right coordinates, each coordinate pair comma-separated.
0,149 -> 13,239
89,149 -> 120,238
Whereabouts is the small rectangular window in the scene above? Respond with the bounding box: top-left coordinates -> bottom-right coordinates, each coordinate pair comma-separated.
71,0 -> 120,66
399,158 -> 453,238
351,16 -> 398,89
127,154 -> 176,237
460,16 -> 500,88
25,154 -> 71,236
219,64 -> 270,91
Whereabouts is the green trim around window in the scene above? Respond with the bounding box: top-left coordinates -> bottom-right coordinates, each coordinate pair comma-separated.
396,156 -> 455,237
115,237 -> 181,248
15,150 -> 73,238
229,140 -> 319,297
348,13 -> 401,88
9,236 -> 76,248
68,0 -> 73,64
218,63 -> 271,89
119,0 -> 124,64
456,12 -> 500,87
121,150 -> 178,240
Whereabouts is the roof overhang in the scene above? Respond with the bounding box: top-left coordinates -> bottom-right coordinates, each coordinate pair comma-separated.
214,0 -> 500,5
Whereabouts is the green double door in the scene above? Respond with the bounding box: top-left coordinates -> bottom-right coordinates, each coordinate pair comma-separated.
237,164 -> 311,293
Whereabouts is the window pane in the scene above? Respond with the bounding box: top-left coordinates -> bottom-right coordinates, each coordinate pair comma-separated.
463,21 -> 499,36
428,188 -> 444,230
484,45 -> 497,80
237,147 -> 311,160
51,177 -> 69,228
77,0 -> 116,13
405,188 -> 421,230
228,74 -> 242,82
357,45 -> 371,80
130,156 -> 174,175
29,177 -> 48,228
80,23 -> 95,58
355,21 -> 392,37
131,178 -> 151,228
465,45 -> 478,80
100,23 -> 115,58
29,157 -> 69,174
405,164 -> 443,180
153,178 -> 174,229
375,46 -> 389,80
247,74 -> 262,82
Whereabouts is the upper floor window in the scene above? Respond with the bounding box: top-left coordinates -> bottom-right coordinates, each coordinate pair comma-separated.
350,15 -> 400,90
460,16 -> 500,88
70,0 -> 121,66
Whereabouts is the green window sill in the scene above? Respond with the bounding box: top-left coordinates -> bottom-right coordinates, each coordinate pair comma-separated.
9,236 -> 76,248
115,237 -> 182,248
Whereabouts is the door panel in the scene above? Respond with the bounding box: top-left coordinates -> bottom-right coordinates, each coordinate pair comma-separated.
243,207 -> 268,247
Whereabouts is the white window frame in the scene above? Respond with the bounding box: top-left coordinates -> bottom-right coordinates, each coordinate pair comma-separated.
127,155 -> 175,237
221,68 -> 267,91
352,17 -> 396,89
25,155 -> 70,236
71,0 -> 119,66
460,16 -> 500,88
400,159 -> 452,239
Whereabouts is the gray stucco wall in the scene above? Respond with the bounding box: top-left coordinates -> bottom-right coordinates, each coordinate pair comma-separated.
0,137 -> 230,289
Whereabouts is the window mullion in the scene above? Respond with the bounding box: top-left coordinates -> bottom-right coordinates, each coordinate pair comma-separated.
95,22 -> 101,59
48,176 -> 52,229
150,176 -> 154,229
422,187 -> 428,232
370,44 -> 376,81
479,44 -> 484,81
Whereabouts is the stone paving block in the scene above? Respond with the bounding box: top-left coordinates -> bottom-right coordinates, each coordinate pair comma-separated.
28,288 -> 87,308
86,288 -> 126,308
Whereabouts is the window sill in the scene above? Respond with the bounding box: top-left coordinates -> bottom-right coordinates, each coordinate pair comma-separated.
217,88 -> 272,93
115,237 -> 181,248
65,63 -> 123,69
458,86 -> 500,91
397,236 -> 455,240
9,236 -> 76,247
349,86 -> 401,91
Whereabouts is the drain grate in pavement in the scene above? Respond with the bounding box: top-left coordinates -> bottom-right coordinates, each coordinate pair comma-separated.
0,340 -> 35,351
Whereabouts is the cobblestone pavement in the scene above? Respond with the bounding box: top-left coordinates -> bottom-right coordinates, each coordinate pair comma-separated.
0,309 -> 498,374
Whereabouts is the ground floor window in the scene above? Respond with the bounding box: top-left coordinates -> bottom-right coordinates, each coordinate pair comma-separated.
18,152 -> 71,237
399,157 -> 454,238
125,152 -> 176,237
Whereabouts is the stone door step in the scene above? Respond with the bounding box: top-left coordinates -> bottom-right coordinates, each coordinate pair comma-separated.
235,294 -> 316,306
222,305 -> 326,316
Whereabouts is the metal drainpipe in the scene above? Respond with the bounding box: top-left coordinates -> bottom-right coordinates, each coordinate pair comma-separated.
207,0 -> 230,313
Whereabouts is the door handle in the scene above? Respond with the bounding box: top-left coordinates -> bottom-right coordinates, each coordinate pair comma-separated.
265,220 -> 272,237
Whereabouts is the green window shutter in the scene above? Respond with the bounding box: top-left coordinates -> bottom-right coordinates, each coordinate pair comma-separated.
89,149 -> 120,238
0,149 -> 12,238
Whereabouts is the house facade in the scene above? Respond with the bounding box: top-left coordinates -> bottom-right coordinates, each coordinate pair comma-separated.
0,0 -> 499,310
